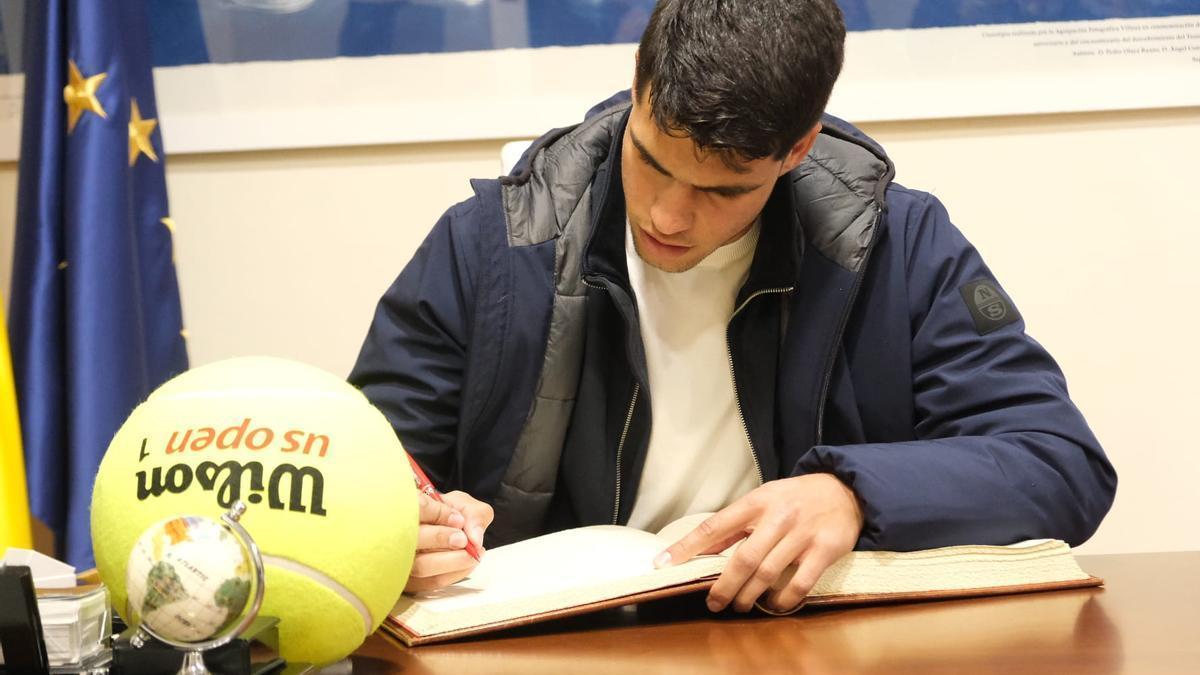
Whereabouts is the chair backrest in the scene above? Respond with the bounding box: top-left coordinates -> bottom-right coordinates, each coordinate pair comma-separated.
500,140 -> 534,175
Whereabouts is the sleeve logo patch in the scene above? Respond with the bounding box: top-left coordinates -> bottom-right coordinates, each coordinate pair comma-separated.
959,279 -> 1021,335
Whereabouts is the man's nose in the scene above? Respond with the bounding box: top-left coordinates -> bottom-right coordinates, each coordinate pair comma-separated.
650,182 -> 695,236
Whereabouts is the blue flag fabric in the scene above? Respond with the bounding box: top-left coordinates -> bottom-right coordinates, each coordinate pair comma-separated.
9,1 -> 188,569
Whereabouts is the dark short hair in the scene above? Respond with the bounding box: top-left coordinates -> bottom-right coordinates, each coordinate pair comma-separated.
634,0 -> 845,162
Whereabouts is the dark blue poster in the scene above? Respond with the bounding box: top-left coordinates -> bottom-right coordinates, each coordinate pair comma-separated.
1,1 -> 1198,74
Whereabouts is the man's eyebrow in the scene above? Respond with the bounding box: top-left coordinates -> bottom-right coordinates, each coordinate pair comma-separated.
696,182 -> 760,197
630,130 -> 673,178
629,128 -> 764,197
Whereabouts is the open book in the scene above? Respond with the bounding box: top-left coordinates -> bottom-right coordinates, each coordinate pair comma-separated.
385,513 -> 1101,646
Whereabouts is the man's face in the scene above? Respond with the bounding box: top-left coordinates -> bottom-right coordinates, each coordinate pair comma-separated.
621,91 -> 816,273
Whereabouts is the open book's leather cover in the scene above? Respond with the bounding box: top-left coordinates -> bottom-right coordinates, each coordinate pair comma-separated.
382,574 -> 1103,647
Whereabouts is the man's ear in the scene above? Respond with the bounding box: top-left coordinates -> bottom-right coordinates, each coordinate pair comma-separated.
779,123 -> 822,175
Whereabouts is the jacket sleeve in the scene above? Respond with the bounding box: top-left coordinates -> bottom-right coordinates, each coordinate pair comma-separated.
347,198 -> 481,489
793,190 -> 1117,550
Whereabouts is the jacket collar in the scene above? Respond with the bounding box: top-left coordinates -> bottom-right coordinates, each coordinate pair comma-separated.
500,92 -> 895,285
580,107 -> 631,288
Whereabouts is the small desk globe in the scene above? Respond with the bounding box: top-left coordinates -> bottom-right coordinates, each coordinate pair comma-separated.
125,515 -> 253,643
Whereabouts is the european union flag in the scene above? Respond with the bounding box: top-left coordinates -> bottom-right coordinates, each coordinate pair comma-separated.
9,1 -> 188,568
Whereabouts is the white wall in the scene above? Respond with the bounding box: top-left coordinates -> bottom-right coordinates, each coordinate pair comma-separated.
2,106 -> 1198,556
859,108 -> 1200,556
161,140 -> 505,371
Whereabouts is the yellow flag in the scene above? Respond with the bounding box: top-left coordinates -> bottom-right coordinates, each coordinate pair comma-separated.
0,297 -> 33,550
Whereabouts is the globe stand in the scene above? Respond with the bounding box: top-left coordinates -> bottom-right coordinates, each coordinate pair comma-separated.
129,501 -> 266,675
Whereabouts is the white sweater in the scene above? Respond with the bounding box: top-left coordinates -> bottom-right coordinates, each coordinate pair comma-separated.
625,220 -> 764,533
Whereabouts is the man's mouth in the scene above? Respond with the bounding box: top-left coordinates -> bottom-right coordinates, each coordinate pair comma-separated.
643,229 -> 690,253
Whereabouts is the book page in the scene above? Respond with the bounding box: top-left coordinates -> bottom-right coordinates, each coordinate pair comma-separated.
653,512 -> 714,548
809,539 -> 1084,598
410,525 -> 669,613
1003,539 -> 1055,548
393,523 -> 728,636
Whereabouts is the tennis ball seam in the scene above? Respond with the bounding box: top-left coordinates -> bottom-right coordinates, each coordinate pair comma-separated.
262,553 -> 374,636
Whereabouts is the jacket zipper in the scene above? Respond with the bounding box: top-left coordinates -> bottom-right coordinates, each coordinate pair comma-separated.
611,383 -> 640,524
582,276 -> 643,526
727,286 -> 794,484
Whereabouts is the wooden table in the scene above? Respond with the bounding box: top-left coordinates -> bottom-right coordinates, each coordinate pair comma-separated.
347,552 -> 1199,674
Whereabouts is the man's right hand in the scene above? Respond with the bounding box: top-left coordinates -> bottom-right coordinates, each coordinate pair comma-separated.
404,490 -> 493,594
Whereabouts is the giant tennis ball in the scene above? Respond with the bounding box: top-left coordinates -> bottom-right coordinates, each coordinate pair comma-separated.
91,356 -> 418,665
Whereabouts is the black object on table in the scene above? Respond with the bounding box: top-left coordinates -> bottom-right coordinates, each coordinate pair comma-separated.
0,564 -> 50,675
111,616 -> 287,675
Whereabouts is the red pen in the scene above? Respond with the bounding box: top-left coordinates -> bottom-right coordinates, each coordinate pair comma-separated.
406,454 -> 482,561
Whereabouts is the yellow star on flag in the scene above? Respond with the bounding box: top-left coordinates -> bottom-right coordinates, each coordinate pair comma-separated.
63,60 -> 108,133
128,98 -> 159,166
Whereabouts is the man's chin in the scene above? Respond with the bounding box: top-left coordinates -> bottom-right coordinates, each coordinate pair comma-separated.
642,256 -> 699,273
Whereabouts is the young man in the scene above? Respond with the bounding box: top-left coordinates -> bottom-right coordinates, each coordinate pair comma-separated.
349,0 -> 1116,613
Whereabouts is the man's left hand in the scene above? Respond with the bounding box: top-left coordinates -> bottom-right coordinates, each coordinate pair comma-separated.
654,473 -> 864,613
